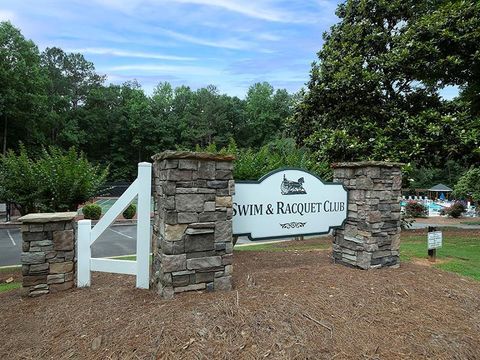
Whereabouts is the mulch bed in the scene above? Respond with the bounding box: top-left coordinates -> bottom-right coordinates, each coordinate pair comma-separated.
2,247 -> 480,359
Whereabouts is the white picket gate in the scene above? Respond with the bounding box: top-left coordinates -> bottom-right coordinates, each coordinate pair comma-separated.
77,162 -> 152,289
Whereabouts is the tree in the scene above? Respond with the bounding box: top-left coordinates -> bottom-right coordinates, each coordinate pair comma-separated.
0,21 -> 46,154
244,82 -> 292,147
399,1 -> 480,114
290,0 -> 480,169
454,167 -> 480,204
41,47 -> 105,148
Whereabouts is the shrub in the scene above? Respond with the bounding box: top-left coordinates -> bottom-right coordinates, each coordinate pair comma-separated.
0,145 -> 42,215
36,147 -> 109,212
0,146 -> 108,214
196,138 -> 332,181
82,203 -> 102,220
122,204 -> 136,219
401,214 -> 415,229
445,202 -> 466,218
405,201 -> 427,218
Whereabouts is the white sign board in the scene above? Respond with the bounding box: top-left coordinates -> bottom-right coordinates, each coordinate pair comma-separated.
428,231 -> 443,250
233,168 -> 348,240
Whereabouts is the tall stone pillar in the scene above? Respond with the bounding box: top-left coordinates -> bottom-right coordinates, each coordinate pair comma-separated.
331,162 -> 403,269
19,212 -> 77,297
151,151 -> 235,299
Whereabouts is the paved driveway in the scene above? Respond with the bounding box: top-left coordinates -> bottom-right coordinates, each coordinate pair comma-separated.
0,224 -> 300,267
0,226 -> 138,267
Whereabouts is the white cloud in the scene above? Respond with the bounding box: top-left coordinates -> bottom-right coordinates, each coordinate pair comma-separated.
87,0 -> 144,12
104,63 -> 223,76
64,47 -> 196,61
170,0 -> 311,23
0,10 -> 16,22
256,33 -> 282,41
161,29 -> 252,50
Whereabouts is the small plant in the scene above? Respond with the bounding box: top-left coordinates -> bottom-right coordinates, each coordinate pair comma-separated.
401,214 -> 415,229
122,204 -> 136,219
405,201 -> 427,218
82,203 -> 102,220
445,202 -> 466,218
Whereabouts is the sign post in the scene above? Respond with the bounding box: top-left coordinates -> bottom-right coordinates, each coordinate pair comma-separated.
427,226 -> 442,262
233,168 -> 348,240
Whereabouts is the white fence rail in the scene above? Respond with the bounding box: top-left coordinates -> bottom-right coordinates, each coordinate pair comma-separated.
77,162 -> 152,289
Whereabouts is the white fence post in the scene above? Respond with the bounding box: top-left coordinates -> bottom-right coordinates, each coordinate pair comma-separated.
77,219 -> 92,287
136,162 -> 152,289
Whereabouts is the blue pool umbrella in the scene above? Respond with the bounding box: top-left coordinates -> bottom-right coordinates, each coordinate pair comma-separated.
439,192 -> 445,200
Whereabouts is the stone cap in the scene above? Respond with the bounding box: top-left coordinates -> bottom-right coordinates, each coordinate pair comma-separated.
18,212 -> 77,223
331,161 -> 405,169
152,150 -> 235,162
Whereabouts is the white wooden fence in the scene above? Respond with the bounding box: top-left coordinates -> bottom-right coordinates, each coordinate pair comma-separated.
77,162 -> 152,289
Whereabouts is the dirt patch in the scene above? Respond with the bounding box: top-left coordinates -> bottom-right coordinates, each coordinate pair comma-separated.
411,258 -> 449,267
2,250 -> 480,359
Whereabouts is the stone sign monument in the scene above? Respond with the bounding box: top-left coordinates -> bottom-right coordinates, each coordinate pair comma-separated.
233,168 -> 348,239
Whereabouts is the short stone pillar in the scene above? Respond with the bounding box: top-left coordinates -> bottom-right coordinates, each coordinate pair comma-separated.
331,162 -> 403,269
19,212 -> 77,297
151,151 -> 235,298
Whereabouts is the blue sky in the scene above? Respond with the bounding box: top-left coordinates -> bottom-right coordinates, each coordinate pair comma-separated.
0,0 -> 342,97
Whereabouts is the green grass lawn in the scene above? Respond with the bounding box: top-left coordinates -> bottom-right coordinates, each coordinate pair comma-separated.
401,233 -> 480,280
0,282 -> 21,293
235,241 -> 330,252
0,266 -> 21,293
461,221 -> 480,225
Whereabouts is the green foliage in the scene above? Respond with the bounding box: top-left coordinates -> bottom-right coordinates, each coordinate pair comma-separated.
0,22 -> 298,181
406,160 -> 467,189
291,0 -> 480,170
405,201 -> 427,218
0,146 -> 108,214
122,203 -> 136,219
36,147 -> 109,211
197,138 -> 331,181
0,145 -> 42,215
0,21 -> 46,154
454,167 -> 480,203
82,203 -> 102,220
445,202 -> 466,218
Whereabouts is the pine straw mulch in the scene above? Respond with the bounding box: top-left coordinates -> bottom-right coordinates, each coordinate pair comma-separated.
1,245 -> 480,359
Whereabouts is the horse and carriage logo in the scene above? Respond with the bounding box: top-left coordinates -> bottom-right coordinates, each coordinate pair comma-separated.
280,174 -> 307,195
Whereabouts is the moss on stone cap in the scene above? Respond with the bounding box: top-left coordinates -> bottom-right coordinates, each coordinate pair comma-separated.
331,161 -> 405,169
152,150 -> 235,162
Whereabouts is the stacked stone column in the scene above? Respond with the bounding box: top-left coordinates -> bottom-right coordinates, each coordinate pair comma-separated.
152,151 -> 234,299
332,162 -> 403,269
19,212 -> 77,297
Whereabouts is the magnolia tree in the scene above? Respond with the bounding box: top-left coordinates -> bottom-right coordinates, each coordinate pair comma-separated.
454,167 -> 480,206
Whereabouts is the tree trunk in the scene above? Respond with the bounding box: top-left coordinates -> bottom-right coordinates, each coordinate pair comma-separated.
2,116 -> 7,155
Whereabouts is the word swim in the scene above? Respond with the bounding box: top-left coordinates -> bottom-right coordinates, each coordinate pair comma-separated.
233,201 -> 345,217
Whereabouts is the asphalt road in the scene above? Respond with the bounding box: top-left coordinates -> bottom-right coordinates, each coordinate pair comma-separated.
0,225 -> 140,267
0,224 -> 273,267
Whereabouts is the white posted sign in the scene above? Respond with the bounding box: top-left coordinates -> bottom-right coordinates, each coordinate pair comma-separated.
428,231 -> 443,250
233,168 -> 348,240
